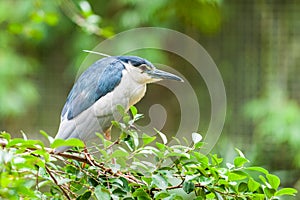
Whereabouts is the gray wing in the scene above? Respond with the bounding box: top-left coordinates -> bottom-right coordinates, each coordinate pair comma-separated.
55,57 -> 125,147
61,57 -> 125,121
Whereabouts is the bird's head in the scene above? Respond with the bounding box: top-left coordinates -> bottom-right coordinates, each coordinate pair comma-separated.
118,56 -> 183,84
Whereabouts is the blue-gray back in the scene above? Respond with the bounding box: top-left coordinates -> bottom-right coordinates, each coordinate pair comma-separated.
61,57 -> 125,120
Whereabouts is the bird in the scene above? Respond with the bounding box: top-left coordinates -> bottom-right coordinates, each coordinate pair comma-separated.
54,55 -> 183,153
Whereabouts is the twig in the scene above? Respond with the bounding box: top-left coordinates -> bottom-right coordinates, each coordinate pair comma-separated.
105,138 -> 120,150
150,183 -> 203,192
54,152 -> 88,163
36,167 -> 39,193
45,165 -> 71,200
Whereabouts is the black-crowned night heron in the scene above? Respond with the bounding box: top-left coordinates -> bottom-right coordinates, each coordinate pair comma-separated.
54,55 -> 183,153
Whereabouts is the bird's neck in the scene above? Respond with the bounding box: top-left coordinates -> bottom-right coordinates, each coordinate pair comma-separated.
120,70 -> 147,107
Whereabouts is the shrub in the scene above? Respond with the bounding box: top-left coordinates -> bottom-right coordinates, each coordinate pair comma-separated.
0,106 -> 297,199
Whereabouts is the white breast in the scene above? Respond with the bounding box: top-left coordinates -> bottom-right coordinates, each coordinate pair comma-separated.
93,69 -> 146,117
55,67 -> 147,146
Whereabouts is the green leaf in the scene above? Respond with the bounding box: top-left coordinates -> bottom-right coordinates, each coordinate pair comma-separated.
132,188 -> 151,199
95,132 -> 113,148
163,193 -> 184,200
192,132 -> 202,144
111,149 -> 129,158
228,171 -> 248,181
133,113 -> 144,121
0,132 -> 11,141
155,129 -> 167,144
39,130 -> 48,138
250,194 -> 266,200
193,152 -> 209,166
57,178 -> 72,185
95,185 -> 110,200
39,130 -> 54,143
112,187 -> 126,196
119,177 -> 130,192
248,178 -> 260,192
125,136 -> 135,151
130,105 -> 138,117
235,148 -> 246,158
130,131 -> 139,149
51,138 -> 85,149
142,133 -> 156,146
266,174 -> 280,190
263,187 -> 276,198
234,156 -> 249,167
117,105 -> 126,116
167,152 -> 190,159
21,131 -> 28,140
194,141 -> 204,149
152,174 -> 168,190
199,176 -> 213,186
259,175 -> 267,184
246,166 -> 269,174
206,192 -> 215,199
77,191 -> 91,200
137,146 -> 159,156
25,140 -> 44,148
88,177 -> 98,187
238,182 -> 248,192
111,121 -> 121,129
31,149 -> 50,162
211,154 -> 223,165
142,177 -> 152,186
37,180 -> 51,188
183,181 -> 195,194
185,175 -> 198,182
171,137 -> 181,144
123,115 -> 130,124
6,138 -> 44,149
154,191 -> 170,199
6,138 -> 25,148
156,142 -> 166,151
275,188 -> 297,196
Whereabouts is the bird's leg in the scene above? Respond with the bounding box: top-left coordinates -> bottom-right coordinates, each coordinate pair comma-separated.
104,128 -> 116,164
104,127 -> 111,140
83,144 -> 95,167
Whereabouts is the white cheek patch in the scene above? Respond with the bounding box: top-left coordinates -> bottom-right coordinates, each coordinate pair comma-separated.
122,62 -> 152,84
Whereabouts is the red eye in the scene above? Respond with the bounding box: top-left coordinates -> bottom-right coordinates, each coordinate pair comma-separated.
139,64 -> 150,71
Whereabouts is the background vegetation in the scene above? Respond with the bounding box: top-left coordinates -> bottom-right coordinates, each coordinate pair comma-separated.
0,0 -> 299,199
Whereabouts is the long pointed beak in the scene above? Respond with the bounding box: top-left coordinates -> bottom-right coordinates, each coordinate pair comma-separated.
148,69 -> 184,82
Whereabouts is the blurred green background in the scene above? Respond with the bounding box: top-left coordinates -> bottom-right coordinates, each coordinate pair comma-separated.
1,0 -> 299,196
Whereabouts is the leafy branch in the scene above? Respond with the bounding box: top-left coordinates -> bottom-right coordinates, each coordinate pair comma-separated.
0,106 -> 297,199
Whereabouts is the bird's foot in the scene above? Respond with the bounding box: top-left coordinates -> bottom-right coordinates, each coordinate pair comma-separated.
83,147 -> 95,167
104,128 -> 111,140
